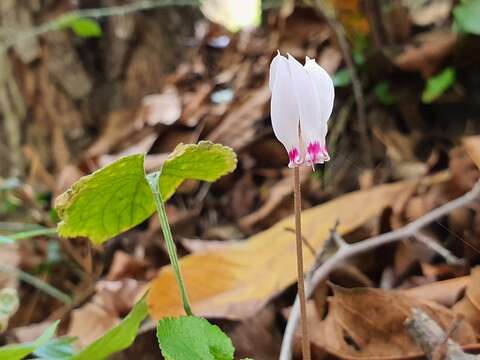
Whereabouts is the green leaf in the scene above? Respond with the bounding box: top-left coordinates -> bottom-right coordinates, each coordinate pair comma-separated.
58,16 -> 102,38
160,141 -> 237,200
0,228 -> 57,244
421,67 -> 456,103
72,298 -> 148,360
33,337 -> 76,360
0,320 -> 59,360
333,68 -> 351,87
374,82 -> 396,105
56,154 -> 154,244
55,141 -> 237,244
454,0 -> 480,35
157,316 -> 234,360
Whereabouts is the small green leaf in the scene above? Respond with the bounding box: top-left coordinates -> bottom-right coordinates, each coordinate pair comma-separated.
72,298 -> 148,360
59,16 -> 103,38
421,67 -> 456,103
34,337 -> 76,359
56,154 -> 154,244
157,316 -> 234,360
0,320 -> 59,360
454,0 -> 480,35
333,68 -> 351,87
374,82 -> 396,105
56,141 -> 236,244
160,141 -> 237,200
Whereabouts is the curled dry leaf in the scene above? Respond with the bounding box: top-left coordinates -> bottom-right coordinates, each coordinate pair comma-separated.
311,285 -> 476,360
148,180 -> 414,320
454,267 -> 480,334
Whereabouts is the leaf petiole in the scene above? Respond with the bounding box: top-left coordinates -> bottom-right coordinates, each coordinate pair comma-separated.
147,171 -> 193,316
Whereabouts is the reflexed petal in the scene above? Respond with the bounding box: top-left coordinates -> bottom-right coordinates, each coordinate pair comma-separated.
269,53 -> 301,167
302,57 -> 335,165
287,54 -> 325,165
304,57 -> 335,126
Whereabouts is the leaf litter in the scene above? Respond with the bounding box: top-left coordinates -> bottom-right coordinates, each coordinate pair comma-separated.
2,1 -> 480,359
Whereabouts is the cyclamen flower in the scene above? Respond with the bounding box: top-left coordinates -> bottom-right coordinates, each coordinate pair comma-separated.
269,52 -> 335,168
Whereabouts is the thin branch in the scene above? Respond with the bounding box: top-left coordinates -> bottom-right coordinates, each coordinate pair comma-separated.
280,180 -> 480,360
0,0 -> 199,53
405,308 -> 478,360
313,1 -> 373,167
0,265 -> 71,304
415,232 -> 463,265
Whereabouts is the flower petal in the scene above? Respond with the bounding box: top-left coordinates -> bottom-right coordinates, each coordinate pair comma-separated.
269,53 -> 301,167
304,57 -> 335,125
303,57 -> 335,164
287,54 -> 326,165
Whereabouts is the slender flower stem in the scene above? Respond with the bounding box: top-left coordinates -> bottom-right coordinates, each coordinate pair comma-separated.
147,172 -> 193,316
293,167 -> 311,360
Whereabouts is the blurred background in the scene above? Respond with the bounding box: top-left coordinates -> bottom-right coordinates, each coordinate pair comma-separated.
1,0 -> 480,359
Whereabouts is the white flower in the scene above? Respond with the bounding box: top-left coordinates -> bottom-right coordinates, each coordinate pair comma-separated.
269,52 -> 335,168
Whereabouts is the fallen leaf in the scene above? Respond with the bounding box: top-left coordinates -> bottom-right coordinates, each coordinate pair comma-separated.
208,85 -> 270,151
68,302 -> 119,349
139,87 -> 181,126
408,0 -> 452,26
403,276 -> 469,307
311,285 -> 476,360
463,136 -> 480,170
454,267 -> 480,334
148,180 -> 414,320
106,251 -> 149,281
239,166 -> 310,229
393,31 -> 457,78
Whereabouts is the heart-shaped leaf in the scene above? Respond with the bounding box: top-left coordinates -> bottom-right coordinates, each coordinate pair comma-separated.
157,316 -> 234,360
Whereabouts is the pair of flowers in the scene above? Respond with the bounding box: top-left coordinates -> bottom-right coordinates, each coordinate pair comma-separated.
269,52 -> 335,168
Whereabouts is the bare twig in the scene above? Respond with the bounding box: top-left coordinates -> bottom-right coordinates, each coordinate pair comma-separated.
313,1 -> 373,167
280,180 -> 480,360
405,308 -> 478,360
415,232 -> 463,265
293,167 -> 311,360
0,0 -> 199,53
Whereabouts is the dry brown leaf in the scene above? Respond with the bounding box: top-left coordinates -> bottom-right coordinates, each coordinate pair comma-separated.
0,244 -> 20,289
147,180 -> 414,320
454,267 -> 480,334
68,302 -> 119,349
106,251 -> 149,281
311,285 -> 476,360
393,31 -> 457,78
408,0 -> 452,26
228,305 -> 282,360
85,109 -> 139,159
239,166 -> 310,229
464,136 -> 480,170
207,85 -> 270,151
139,87 -> 181,126
404,276 -> 469,307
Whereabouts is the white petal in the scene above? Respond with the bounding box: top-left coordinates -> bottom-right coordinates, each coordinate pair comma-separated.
269,53 -> 301,167
287,54 -> 325,165
304,57 -> 335,126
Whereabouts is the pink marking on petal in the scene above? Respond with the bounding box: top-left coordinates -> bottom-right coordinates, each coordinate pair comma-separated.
288,147 -> 301,168
306,141 -> 321,165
